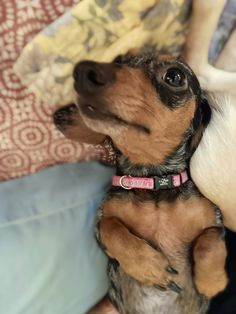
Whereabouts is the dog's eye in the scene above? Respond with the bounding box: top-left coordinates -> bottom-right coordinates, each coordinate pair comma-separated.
163,68 -> 185,87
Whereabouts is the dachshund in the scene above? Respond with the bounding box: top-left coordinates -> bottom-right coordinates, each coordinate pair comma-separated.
53,51 -> 228,314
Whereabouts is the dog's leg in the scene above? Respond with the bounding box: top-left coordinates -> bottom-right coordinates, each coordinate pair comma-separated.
99,216 -> 179,289
193,227 -> 228,298
183,0 -> 236,94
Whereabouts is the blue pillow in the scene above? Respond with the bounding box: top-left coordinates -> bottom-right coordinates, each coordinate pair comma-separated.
0,161 -> 115,314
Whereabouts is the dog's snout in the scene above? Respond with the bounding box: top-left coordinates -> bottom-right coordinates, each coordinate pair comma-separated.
73,61 -> 115,95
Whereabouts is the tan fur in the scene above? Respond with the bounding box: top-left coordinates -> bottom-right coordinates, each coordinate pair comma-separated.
81,67 -> 196,164
103,196 -> 216,244
193,228 -> 228,298
62,108 -> 106,144
100,216 -> 175,286
100,193 -> 227,295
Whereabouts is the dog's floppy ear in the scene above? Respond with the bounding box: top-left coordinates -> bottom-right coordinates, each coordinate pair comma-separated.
53,104 -> 106,144
188,96 -> 212,155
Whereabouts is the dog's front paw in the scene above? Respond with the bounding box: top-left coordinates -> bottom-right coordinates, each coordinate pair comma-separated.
120,241 -> 181,293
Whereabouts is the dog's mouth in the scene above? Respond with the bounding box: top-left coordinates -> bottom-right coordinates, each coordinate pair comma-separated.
78,100 -> 150,135
78,101 -> 101,118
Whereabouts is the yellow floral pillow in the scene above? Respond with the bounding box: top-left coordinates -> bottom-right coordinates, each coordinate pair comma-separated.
14,0 -> 191,106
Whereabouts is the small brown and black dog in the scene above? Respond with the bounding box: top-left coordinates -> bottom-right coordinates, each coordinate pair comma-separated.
54,52 -> 228,314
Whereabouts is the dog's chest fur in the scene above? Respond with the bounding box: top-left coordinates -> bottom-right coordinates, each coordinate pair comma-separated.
108,266 -> 209,314
100,184 -> 220,314
103,188 -> 218,262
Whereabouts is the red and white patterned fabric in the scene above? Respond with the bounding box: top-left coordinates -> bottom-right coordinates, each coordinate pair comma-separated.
0,0 -> 115,181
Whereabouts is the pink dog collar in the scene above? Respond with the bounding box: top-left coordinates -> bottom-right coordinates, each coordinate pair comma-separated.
112,170 -> 189,191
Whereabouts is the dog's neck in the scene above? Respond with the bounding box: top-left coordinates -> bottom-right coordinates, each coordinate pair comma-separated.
116,130 -> 192,178
115,96 -> 212,178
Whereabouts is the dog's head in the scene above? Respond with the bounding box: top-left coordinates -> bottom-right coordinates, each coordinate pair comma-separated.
54,52 -> 210,165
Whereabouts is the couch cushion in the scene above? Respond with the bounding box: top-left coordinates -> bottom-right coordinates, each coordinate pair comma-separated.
0,161 -> 115,314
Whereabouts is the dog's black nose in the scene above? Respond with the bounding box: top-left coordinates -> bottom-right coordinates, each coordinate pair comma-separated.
73,61 -> 115,95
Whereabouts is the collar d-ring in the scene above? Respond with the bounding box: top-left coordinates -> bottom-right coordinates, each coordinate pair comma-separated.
119,175 -> 132,190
